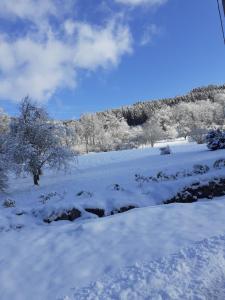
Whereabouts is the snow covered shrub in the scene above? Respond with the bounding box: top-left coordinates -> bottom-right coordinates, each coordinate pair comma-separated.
9,97 -> 75,185
159,146 -> 171,155
213,159 -> 225,169
135,174 -> 154,186
206,129 -> 225,151
39,192 -> 65,204
135,164 -> 210,186
192,164 -> 209,175
156,171 -> 170,180
3,199 -> 15,208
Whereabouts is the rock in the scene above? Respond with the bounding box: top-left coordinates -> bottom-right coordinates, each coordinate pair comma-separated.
44,208 -> 81,223
85,208 -> 105,217
111,205 -> 137,215
164,177 -> 225,204
3,199 -> 16,208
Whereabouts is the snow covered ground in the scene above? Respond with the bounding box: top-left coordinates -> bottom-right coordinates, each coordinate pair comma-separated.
70,233 -> 225,300
1,140 -> 225,300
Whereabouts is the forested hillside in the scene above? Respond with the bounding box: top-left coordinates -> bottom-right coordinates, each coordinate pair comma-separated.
61,84 -> 225,153
102,84 -> 225,126
1,84 -> 225,154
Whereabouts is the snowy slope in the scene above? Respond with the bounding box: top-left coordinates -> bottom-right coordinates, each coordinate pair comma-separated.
1,141 -> 225,300
2,198 -> 225,300
3,140 -> 225,214
67,233 -> 225,300
67,235 -> 225,300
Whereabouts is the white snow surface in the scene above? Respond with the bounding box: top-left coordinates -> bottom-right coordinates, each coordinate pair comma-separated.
66,233 -> 225,300
1,140 -> 225,299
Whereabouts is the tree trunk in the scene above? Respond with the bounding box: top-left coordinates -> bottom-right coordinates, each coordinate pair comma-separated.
85,141 -> 88,153
33,173 -> 39,185
38,168 -> 42,176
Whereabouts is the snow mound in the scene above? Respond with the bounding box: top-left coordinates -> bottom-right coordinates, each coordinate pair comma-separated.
64,234 -> 225,300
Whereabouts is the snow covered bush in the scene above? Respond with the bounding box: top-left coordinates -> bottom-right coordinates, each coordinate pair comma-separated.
39,192 -> 65,204
206,129 -> 225,151
135,163 -> 210,186
192,164 -> 209,175
213,159 -> 225,169
9,97 -> 75,185
159,146 -> 171,155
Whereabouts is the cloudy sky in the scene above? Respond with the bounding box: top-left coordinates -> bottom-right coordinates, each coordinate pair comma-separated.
0,0 -> 224,119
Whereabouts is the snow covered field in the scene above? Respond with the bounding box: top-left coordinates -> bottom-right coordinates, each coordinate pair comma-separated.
1,140 -> 225,300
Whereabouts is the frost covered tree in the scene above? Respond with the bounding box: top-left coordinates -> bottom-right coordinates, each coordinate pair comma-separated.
98,113 -> 132,151
172,103 -> 194,139
0,135 -> 9,191
142,117 -> 165,147
56,121 -> 78,149
79,112 -> 132,152
0,109 -> 11,191
9,97 -> 75,185
0,108 -> 10,134
172,100 -> 224,142
154,106 -> 178,140
187,101 -> 224,143
79,113 -> 102,153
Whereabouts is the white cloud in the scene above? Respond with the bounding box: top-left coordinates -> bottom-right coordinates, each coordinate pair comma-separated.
0,24 -> 132,102
0,1 -> 132,102
115,0 -> 167,7
0,36 -> 76,101
73,21 -> 132,70
0,0 -> 58,22
0,0 -> 166,103
140,24 -> 161,46
64,20 -> 76,36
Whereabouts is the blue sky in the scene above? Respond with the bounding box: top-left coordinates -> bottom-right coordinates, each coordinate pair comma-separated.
0,0 -> 224,120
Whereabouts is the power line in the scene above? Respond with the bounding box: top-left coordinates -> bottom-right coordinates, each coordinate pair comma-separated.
223,0 -> 225,16
217,0 -> 225,44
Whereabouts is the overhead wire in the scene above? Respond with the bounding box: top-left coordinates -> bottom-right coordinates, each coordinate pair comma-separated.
217,0 -> 225,44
